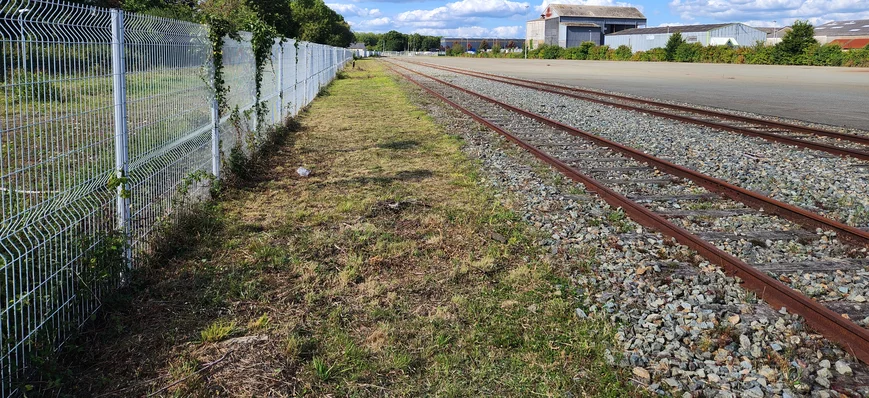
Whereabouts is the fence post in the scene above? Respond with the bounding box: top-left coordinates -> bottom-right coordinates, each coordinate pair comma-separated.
210,83 -> 220,179
110,9 -> 132,267
277,42 -> 284,120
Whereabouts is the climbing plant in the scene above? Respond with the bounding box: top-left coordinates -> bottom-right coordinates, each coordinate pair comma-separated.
248,19 -> 280,131
205,15 -> 240,113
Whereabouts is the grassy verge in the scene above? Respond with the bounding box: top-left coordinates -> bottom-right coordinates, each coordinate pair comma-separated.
43,59 -> 638,397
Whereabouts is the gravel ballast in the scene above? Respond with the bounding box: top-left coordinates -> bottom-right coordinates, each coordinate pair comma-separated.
410,63 -> 869,230
392,60 -> 869,397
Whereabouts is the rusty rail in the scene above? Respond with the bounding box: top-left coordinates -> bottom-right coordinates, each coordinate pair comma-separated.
385,61 -> 869,365
411,61 -> 869,162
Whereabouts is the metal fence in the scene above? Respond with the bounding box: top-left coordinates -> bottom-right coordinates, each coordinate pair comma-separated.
0,0 -> 351,393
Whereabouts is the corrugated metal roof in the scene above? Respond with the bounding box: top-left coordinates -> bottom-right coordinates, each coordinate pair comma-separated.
754,27 -> 791,35
547,4 -> 645,20
815,19 -> 869,36
560,22 -> 600,28
829,38 -> 869,49
608,23 -> 735,36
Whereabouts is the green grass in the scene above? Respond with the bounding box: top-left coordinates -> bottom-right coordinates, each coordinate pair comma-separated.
42,59 -> 640,397
200,321 -> 236,343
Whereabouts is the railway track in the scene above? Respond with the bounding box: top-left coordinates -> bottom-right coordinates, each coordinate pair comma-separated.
406,60 -> 869,162
385,61 -> 869,365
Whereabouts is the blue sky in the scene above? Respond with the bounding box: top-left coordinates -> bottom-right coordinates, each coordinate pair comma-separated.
327,0 -> 869,38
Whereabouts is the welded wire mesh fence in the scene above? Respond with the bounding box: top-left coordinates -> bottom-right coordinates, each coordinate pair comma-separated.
0,0 -> 351,393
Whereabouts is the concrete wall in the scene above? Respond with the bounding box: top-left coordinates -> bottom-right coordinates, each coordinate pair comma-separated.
526,20 -> 545,47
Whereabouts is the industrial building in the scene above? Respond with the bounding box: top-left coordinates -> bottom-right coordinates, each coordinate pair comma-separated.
440,37 -> 523,52
814,19 -> 869,49
605,23 -> 767,52
526,4 -> 646,48
527,18 -> 546,48
755,26 -> 790,45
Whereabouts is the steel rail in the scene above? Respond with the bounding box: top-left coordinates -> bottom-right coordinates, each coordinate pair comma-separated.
385,61 -> 869,365
389,61 -> 869,248
410,61 -> 869,162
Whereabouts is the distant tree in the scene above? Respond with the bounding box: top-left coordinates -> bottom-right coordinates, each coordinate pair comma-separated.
381,30 -> 406,51
664,31 -> 685,61
491,43 -> 502,54
506,40 -> 516,49
479,39 -> 490,51
422,36 -> 442,51
776,20 -> 817,58
198,0 -> 258,28
451,41 -> 464,55
122,0 -> 198,21
249,0 -> 297,37
409,33 -> 424,51
354,32 -> 379,49
291,0 -> 353,47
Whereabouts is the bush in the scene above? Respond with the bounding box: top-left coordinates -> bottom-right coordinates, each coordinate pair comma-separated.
563,47 -> 585,60
699,45 -> 737,63
741,42 -> 775,64
578,41 -> 595,60
588,45 -> 609,60
633,48 -> 666,62
814,43 -> 844,66
674,42 -> 702,62
612,45 -> 632,61
843,47 -> 869,67
538,44 -> 563,59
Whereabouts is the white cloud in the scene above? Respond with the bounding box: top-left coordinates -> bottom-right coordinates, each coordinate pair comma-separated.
490,25 -> 523,36
413,25 -> 524,38
327,3 -> 381,17
396,0 -> 532,25
354,17 -> 393,29
668,0 -> 869,24
351,0 -> 533,35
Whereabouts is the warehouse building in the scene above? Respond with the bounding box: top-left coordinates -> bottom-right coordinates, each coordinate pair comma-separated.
814,19 -> 869,50
526,4 -> 646,48
605,23 -> 767,52
440,37 -> 523,52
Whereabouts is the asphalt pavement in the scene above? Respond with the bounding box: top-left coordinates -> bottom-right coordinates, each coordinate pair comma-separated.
416,57 -> 869,131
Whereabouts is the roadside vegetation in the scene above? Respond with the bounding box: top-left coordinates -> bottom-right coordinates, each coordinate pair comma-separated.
36,60 -> 640,396
449,20 -> 869,67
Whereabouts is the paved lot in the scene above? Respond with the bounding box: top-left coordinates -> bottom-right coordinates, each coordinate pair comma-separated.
416,57 -> 869,131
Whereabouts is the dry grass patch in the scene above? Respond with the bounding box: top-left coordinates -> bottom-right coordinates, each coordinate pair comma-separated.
39,60 -> 640,397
